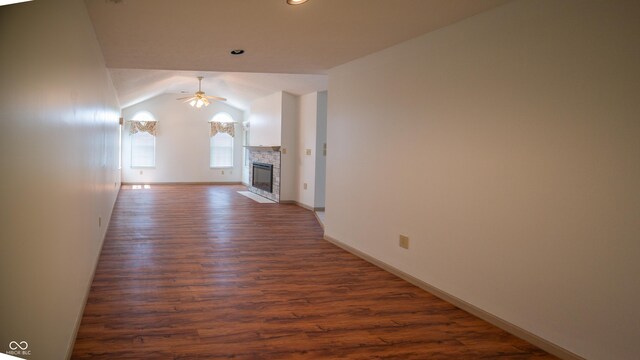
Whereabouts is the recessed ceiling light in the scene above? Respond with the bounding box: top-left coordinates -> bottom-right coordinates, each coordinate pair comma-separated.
230,49 -> 245,55
287,0 -> 309,5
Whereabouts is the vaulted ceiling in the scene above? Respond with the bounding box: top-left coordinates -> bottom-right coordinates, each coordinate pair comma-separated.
109,69 -> 328,110
85,0 -> 510,110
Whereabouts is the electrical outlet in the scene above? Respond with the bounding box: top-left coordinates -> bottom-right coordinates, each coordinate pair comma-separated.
139,170 -> 143,175
306,149 -> 312,156
221,170 -> 225,175
399,235 -> 409,249
303,183 -> 307,190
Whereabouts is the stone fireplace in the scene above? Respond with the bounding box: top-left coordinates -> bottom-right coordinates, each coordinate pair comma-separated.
247,147 -> 281,202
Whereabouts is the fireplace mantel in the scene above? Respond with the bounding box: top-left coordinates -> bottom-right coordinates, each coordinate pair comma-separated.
244,145 -> 281,152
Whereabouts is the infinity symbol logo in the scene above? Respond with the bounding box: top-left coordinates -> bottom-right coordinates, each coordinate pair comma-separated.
9,341 -> 28,350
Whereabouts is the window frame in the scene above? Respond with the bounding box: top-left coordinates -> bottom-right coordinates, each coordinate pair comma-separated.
209,131 -> 234,169
130,130 -> 156,168
209,112 -> 235,169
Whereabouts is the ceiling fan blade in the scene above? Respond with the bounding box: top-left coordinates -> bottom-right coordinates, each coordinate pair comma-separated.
204,95 -> 227,101
177,78 -> 226,104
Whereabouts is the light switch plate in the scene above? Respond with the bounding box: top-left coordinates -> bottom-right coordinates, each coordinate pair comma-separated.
399,235 -> 409,249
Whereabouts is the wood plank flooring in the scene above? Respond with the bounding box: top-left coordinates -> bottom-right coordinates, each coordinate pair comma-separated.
72,185 -> 556,359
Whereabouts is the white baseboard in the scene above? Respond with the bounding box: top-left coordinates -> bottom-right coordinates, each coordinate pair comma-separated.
314,212 -> 325,230
280,200 -> 324,212
121,181 -> 243,185
323,234 -> 584,360
66,184 -> 121,359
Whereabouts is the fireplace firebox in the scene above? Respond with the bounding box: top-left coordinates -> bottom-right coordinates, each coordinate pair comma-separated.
252,162 -> 273,193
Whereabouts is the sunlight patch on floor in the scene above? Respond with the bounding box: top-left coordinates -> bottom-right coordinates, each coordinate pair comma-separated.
131,184 -> 151,190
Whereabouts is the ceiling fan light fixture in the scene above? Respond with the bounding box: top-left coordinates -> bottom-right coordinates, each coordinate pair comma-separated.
287,0 -> 308,4
177,76 -> 227,108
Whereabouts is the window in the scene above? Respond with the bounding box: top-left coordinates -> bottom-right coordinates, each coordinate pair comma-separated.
131,131 -> 155,167
210,113 -> 235,168
210,132 -> 233,167
129,113 -> 157,168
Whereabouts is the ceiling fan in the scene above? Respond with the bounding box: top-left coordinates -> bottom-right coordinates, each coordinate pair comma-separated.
177,76 -> 226,108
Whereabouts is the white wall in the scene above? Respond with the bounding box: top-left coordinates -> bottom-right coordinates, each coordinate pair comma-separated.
122,94 -> 244,183
297,92 -> 319,207
280,92 -> 299,201
0,1 -> 121,359
325,1 -> 640,359
296,91 -> 328,209
248,92 -> 282,146
314,91 -> 328,208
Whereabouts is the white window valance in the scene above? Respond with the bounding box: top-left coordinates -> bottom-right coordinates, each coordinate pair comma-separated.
128,121 -> 158,136
210,122 -> 235,138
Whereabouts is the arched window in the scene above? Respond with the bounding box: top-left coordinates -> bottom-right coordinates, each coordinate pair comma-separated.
209,113 -> 235,168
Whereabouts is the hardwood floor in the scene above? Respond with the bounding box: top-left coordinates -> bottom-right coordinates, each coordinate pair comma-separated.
72,185 -> 556,359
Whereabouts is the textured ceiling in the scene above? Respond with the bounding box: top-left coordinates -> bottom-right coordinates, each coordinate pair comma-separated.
86,0 -> 510,109
86,0 -> 509,74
